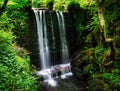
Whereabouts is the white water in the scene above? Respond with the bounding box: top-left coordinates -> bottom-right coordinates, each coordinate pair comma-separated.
36,63 -> 72,87
33,10 -> 71,87
56,12 -> 69,64
33,10 -> 50,69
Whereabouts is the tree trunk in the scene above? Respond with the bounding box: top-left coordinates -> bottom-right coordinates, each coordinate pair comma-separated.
0,0 -> 8,17
95,0 -> 116,61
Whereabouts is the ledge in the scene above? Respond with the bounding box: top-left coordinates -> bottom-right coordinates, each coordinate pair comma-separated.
32,7 -> 48,10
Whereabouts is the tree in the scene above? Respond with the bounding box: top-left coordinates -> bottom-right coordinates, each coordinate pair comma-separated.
95,0 -> 116,65
0,0 -> 8,17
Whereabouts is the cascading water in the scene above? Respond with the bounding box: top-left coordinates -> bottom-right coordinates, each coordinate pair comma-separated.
56,12 -> 69,64
33,10 -> 50,69
33,9 -> 72,87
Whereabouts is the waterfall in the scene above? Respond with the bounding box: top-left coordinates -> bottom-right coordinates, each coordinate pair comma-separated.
33,9 -> 71,86
56,12 -> 69,64
33,10 -> 50,69
33,9 -> 69,69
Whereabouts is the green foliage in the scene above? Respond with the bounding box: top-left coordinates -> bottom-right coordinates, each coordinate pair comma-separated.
102,73 -> 120,89
68,0 -> 120,90
32,0 -> 44,8
46,0 -> 54,10
0,1 -> 38,90
88,79 -> 110,91
77,0 -> 94,7
82,64 -> 93,76
7,10 -> 29,46
0,0 -> 30,47
0,30 -> 37,90
46,0 -> 54,4
0,0 -> 120,90
0,0 -> 29,9
67,1 -> 80,13
53,0 -> 72,11
113,36 -> 120,48
94,43 -> 108,64
0,13 -> 14,31
86,13 -> 99,31
54,1 -> 66,11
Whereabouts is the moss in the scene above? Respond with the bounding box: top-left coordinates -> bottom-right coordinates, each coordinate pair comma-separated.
70,48 -> 95,80
93,25 -> 101,43
88,79 -> 111,91
85,32 -> 94,47
82,64 -> 93,76
85,25 -> 100,47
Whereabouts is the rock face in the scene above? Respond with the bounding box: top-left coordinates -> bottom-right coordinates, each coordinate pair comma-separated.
70,48 -> 95,80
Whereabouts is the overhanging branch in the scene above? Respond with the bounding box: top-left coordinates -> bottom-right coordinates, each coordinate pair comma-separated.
0,0 -> 8,17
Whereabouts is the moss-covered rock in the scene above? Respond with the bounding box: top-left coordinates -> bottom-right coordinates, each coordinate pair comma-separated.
88,79 -> 111,91
70,48 -> 95,80
70,42 -> 113,80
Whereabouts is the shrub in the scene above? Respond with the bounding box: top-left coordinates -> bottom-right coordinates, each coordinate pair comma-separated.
0,30 -> 37,90
46,0 -> 54,10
